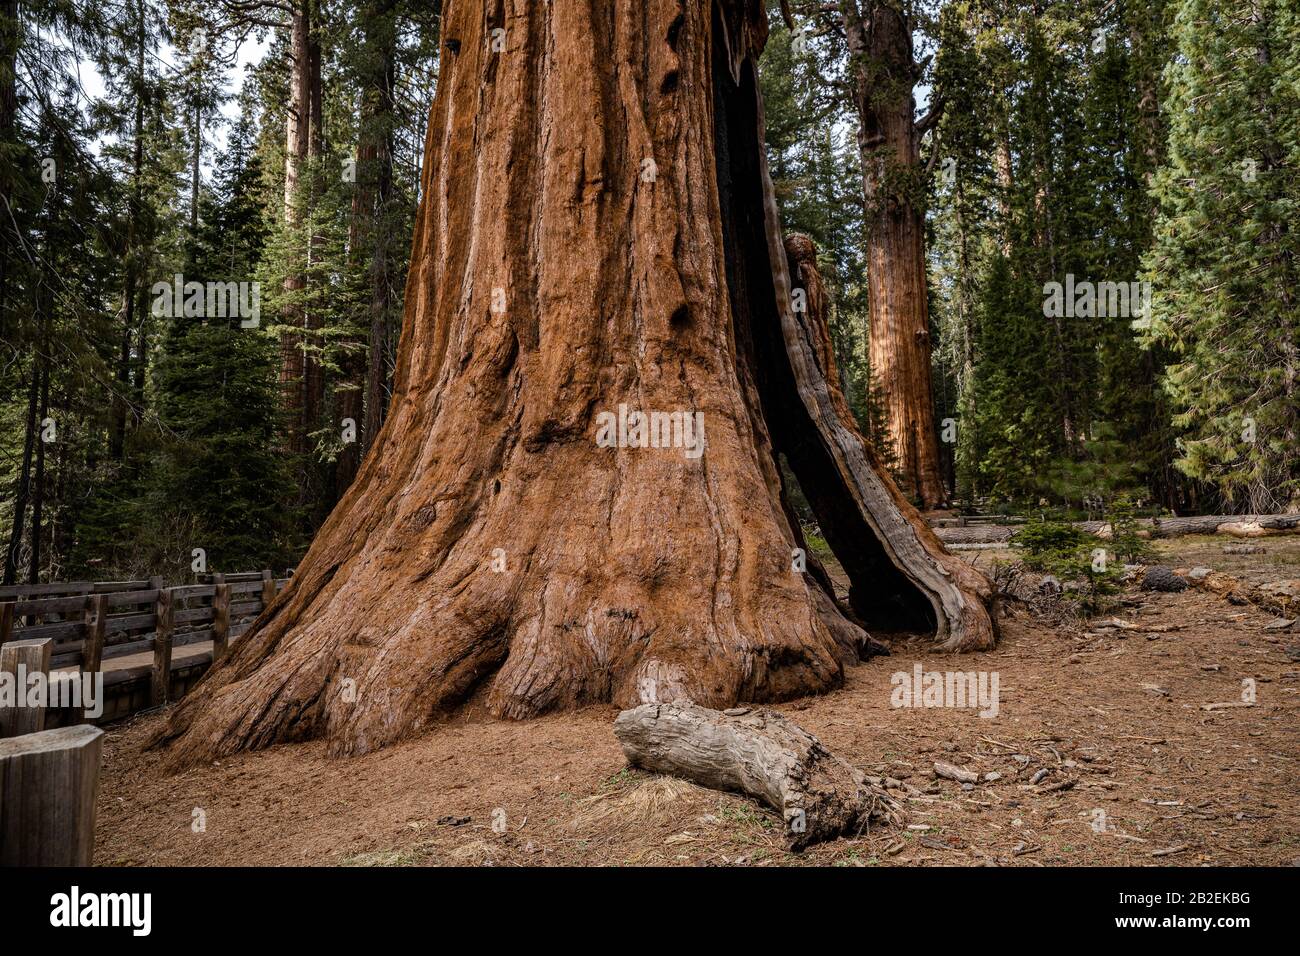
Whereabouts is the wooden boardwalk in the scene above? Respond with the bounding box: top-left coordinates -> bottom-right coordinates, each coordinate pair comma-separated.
1,571 -> 291,724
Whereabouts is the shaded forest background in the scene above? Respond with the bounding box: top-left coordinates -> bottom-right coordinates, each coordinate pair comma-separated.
1,0 -> 1296,584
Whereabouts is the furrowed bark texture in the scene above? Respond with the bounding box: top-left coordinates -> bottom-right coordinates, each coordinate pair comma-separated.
614,702 -> 903,849
159,0 -> 994,766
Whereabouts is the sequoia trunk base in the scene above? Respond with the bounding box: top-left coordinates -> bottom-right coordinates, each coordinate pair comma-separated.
156,0 -> 994,768
614,702 -> 903,850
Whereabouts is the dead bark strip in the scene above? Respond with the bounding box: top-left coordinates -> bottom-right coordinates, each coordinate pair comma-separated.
934,514 -> 1300,545
614,702 -> 902,850
778,235 -> 997,651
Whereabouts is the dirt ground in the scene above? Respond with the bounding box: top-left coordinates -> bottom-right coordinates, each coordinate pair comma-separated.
94,536 -> 1300,866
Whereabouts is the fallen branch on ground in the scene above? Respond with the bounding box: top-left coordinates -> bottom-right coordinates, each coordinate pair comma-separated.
613,702 -> 902,850
1181,570 -> 1300,619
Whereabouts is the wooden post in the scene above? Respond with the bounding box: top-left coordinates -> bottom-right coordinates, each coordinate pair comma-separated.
0,638 -> 53,737
151,588 -> 174,707
0,724 -> 105,865
261,569 -> 276,608
212,583 -> 231,663
0,602 -> 13,646
82,594 -> 107,676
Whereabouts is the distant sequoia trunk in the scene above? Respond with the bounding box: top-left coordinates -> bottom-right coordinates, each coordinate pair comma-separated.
843,0 -> 948,510
159,0 -> 995,765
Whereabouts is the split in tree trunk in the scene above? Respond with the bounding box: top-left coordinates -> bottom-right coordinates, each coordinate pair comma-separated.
157,0 -> 995,767
614,702 -> 903,850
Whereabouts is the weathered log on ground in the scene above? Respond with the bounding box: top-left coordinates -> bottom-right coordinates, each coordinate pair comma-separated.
1152,514 -> 1300,537
1182,570 -> 1300,619
934,514 -> 1300,545
613,702 -> 902,850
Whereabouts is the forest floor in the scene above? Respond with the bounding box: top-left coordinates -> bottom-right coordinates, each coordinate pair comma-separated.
93,535 -> 1300,867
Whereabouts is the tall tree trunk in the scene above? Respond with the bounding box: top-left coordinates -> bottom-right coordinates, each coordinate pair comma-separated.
0,0 -> 13,161
280,0 -> 311,453
1249,0 -> 1297,512
362,136 -> 395,453
337,139 -> 371,493
190,96 -> 201,236
338,1 -> 399,494
843,1 -> 947,510
1128,1 -> 1181,512
994,121 -> 1013,256
52,400 -> 69,573
362,19 -> 398,456
0,0 -> 17,344
111,3 -> 147,462
303,8 -> 325,444
3,362 -> 37,585
28,354 -> 48,585
131,293 -> 149,421
159,0 -> 994,767
108,316 -> 132,459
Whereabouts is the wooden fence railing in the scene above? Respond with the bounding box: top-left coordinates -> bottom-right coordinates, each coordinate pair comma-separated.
0,571 -> 291,717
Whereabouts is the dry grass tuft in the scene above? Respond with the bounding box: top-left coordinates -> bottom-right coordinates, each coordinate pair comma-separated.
571,774 -> 701,833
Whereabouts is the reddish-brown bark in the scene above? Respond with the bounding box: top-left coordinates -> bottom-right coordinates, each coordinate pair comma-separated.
159,0 -> 993,766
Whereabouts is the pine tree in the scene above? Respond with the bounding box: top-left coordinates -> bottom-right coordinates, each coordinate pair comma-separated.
141,122 -> 297,574
1143,0 -> 1300,512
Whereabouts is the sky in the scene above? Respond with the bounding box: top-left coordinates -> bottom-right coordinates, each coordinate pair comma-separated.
75,32 -> 271,166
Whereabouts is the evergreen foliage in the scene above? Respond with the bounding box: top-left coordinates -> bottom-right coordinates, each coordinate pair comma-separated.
0,0 -> 1294,585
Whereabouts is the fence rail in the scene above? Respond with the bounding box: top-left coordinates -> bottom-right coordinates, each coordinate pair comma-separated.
0,570 -> 291,723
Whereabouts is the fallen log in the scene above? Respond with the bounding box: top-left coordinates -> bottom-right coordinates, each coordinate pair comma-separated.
934,513 -> 1300,545
613,702 -> 902,850
1181,570 -> 1300,619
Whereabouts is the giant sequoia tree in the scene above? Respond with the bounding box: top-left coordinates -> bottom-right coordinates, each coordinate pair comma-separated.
160,0 -> 995,764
